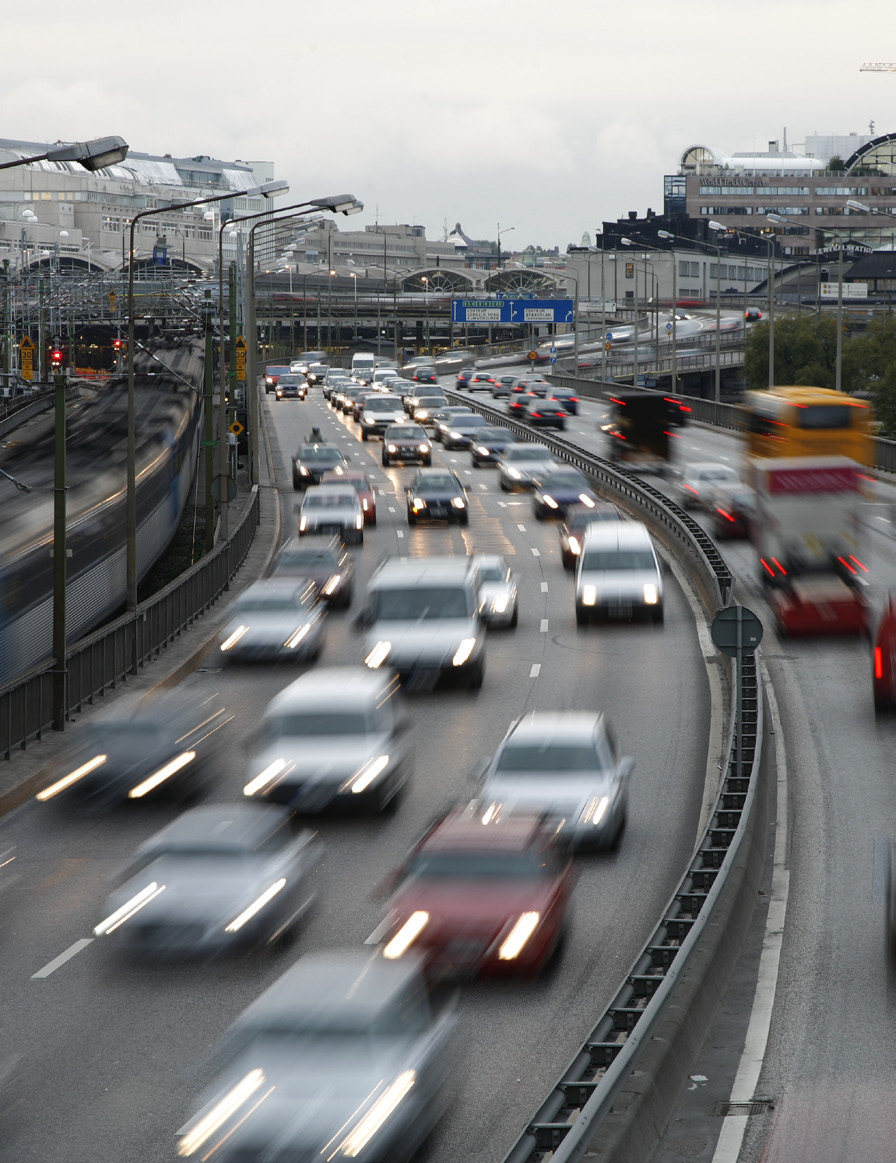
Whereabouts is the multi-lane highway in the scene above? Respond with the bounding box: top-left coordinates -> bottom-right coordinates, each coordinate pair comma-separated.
2,366 -> 895,1162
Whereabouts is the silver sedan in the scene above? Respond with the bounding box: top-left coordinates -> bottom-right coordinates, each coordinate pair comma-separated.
93,804 -> 319,959
176,950 -> 458,1161
473,554 -> 519,629
218,579 -> 326,664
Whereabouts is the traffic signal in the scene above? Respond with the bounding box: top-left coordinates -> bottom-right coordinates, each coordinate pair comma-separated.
112,339 -> 122,351
50,348 -> 64,367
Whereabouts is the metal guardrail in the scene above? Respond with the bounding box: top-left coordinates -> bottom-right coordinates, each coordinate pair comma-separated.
0,488 -> 260,760
0,389 -> 54,438
503,650 -> 763,1163
445,389 -> 761,1162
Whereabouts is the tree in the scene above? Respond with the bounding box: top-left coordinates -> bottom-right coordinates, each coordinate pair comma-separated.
743,313 -> 839,390
842,316 -> 896,436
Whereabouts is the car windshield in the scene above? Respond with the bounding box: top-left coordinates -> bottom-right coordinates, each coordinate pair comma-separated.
371,587 -> 470,620
415,474 -> 460,491
495,743 -> 602,772
408,850 -> 543,880
581,549 -> 656,571
478,428 -> 512,441
300,448 -> 344,464
304,493 -> 356,508
541,472 -> 588,489
505,447 -> 552,462
388,427 -> 426,439
235,595 -> 307,614
478,564 -> 507,582
275,549 -> 337,568
265,711 -> 374,737
452,415 -> 488,429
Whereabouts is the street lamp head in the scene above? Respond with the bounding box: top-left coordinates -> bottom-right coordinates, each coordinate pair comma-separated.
47,135 -> 129,171
21,209 -> 37,222
307,195 -> 363,215
259,179 -> 290,198
846,199 -> 870,213
766,213 -> 787,226
620,237 -> 633,246
657,230 -> 674,241
707,220 -> 725,233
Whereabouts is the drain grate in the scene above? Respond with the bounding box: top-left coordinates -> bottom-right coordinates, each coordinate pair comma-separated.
715,1099 -> 774,1117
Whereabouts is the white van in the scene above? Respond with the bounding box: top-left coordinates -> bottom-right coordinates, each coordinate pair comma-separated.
575,520 -> 664,625
351,352 -> 376,384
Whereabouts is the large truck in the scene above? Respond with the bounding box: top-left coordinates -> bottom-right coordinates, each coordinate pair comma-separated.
748,455 -> 870,637
601,390 -> 688,475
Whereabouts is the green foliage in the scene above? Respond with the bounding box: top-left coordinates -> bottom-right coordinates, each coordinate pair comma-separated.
842,316 -> 896,436
743,313 -> 838,390
827,155 -> 846,173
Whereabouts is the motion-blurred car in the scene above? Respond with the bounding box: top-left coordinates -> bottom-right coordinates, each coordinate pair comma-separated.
872,596 -> 896,713
673,462 -> 741,511
473,554 -> 518,628
431,406 -> 479,443
406,468 -> 469,525
267,537 -> 354,609
176,950 -> 457,1163
441,411 -> 491,450
470,425 -> 517,467
744,308 -> 763,321
558,501 -> 625,569
382,423 -> 432,467
507,391 -> 540,421
274,373 -> 307,401
219,579 -> 326,663
531,467 -> 598,520
497,443 -> 557,492
93,804 -> 318,958
298,483 -> 365,545
408,393 -> 447,424
305,362 -> 329,385
36,689 -> 230,807
291,443 -> 348,489
412,367 -> 438,384
512,375 -> 551,397
707,481 -> 756,541
548,386 -> 579,415
492,373 -> 518,399
359,394 -> 406,440
373,805 -> 575,978
523,399 -> 568,431
477,711 -> 632,850
575,520 -> 663,625
466,371 -> 497,392
455,366 -> 475,389
263,365 -> 290,394
319,469 -> 377,525
244,667 -> 409,813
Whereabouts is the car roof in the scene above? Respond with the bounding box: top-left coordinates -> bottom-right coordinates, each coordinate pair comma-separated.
303,484 -> 359,498
505,710 -> 605,745
265,666 -> 398,715
372,556 -> 476,586
582,520 -> 653,549
240,578 -> 312,599
235,950 -> 423,1031
137,803 -> 291,856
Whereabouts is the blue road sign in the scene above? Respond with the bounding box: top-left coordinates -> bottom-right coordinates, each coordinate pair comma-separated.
451,298 -> 575,324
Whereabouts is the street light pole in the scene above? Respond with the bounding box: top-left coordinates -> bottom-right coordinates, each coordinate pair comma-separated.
497,224 -> 515,271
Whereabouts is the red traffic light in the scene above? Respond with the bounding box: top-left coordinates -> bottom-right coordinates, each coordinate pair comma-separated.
50,349 -> 64,365
112,339 -> 122,350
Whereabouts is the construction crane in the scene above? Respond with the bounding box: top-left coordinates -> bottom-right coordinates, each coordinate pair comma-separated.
860,62 -> 896,71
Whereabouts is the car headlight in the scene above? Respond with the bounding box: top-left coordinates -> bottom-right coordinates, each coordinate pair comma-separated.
476,445 -> 490,456
355,515 -> 364,529
490,594 -> 509,614
322,574 -> 342,596
284,624 -> 311,649
299,516 -> 308,531
341,755 -> 390,795
581,585 -> 597,607
220,624 -> 249,651
447,429 -> 461,439
336,1070 -> 418,1157
452,637 -> 477,666
176,1069 -> 266,1158
579,494 -> 595,507
387,444 -> 398,453
412,496 -> 425,510
541,494 -> 559,509
567,536 -> 581,556
365,640 -> 392,669
243,758 -> 289,797
224,879 -> 287,933
128,751 -> 197,799
299,465 -> 310,476
508,467 -> 522,479
36,753 -> 108,801
418,442 -> 430,453
417,409 -> 429,420
643,583 -> 659,605
498,912 -> 541,960
383,913 -> 429,960
451,496 -> 466,509
95,881 -> 167,936
581,796 -> 610,824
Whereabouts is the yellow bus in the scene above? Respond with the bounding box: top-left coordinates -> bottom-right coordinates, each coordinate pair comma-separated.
741,387 -> 875,466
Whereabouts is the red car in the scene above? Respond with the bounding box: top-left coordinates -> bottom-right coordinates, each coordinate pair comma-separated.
319,469 -> 377,525
375,806 -> 576,979
873,596 -> 896,711
263,365 -> 291,395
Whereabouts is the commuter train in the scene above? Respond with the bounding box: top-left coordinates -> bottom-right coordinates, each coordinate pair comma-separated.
0,345 -> 203,687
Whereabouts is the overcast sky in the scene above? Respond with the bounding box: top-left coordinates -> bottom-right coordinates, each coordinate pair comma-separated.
6,0 -> 893,252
